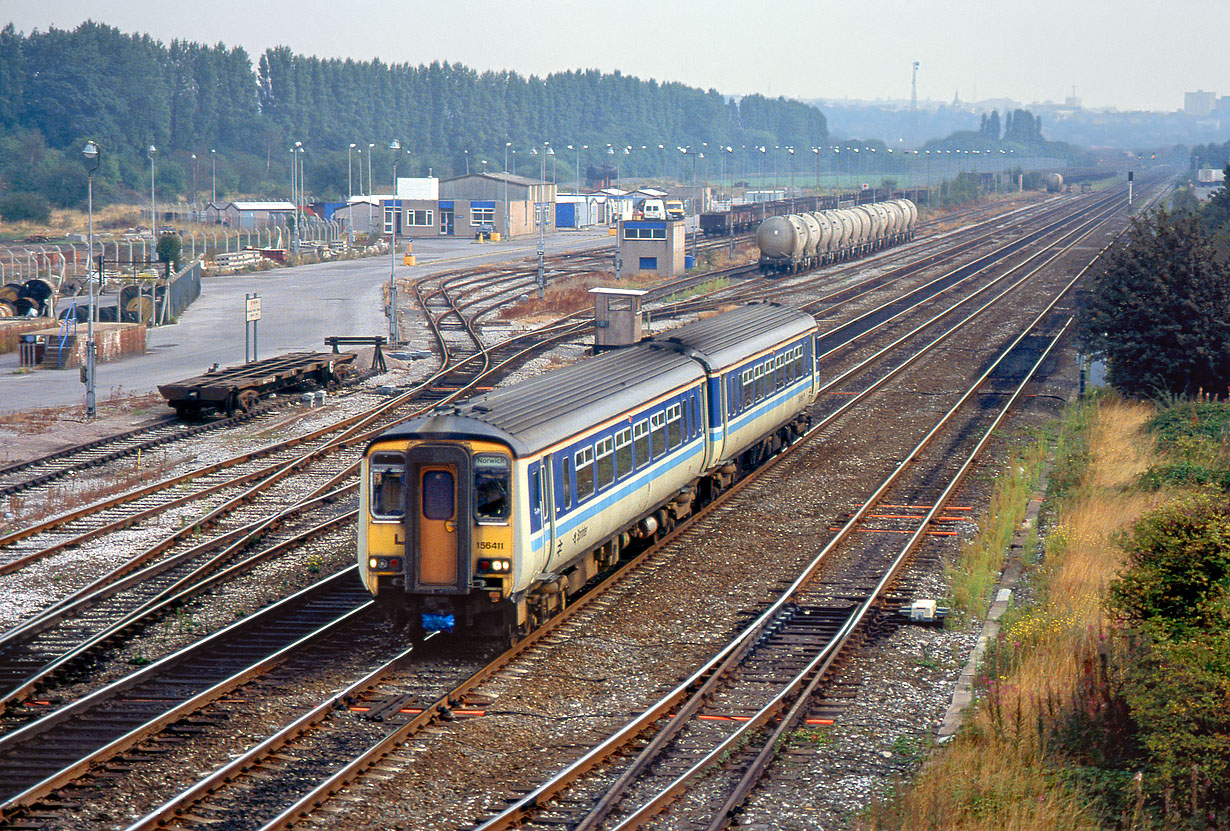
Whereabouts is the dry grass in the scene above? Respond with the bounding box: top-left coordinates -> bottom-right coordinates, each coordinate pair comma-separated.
496,270 -> 664,320
0,204 -> 147,240
864,398 -> 1160,830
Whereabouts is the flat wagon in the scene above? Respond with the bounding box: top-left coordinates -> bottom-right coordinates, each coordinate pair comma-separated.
158,350 -> 357,418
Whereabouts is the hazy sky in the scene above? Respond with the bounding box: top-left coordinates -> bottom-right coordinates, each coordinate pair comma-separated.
5,0 -> 1225,112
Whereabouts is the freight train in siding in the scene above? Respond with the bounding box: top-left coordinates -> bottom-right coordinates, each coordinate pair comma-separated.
359,303 -> 818,639
756,198 -> 918,275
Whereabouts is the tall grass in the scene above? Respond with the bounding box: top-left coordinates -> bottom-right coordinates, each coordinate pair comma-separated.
864,397 -> 1160,830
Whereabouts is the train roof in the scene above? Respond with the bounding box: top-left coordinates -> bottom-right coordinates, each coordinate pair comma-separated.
378,346 -> 701,456
650,302 -> 816,370
372,303 -> 815,457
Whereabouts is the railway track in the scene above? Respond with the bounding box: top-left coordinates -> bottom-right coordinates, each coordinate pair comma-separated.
0,180 -> 1152,830
0,181 -> 1164,828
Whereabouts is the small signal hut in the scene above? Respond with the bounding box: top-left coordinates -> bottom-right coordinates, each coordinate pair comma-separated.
590,287 -> 647,351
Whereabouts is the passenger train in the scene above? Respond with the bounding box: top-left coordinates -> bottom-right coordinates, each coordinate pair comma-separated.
359,303 -> 818,639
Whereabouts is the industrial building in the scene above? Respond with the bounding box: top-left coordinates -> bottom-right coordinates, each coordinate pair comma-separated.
439,172 -> 556,239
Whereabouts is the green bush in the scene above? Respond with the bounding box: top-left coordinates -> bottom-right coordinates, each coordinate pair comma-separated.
1146,400 -> 1230,448
1120,623 -> 1230,813
0,191 -> 51,223
1108,491 -> 1230,636
1106,492 -> 1230,819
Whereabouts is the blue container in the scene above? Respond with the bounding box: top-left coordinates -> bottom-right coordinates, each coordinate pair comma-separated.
685,255 -> 696,269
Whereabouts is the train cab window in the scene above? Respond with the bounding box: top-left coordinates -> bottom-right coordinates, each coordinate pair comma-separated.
530,466 -> 541,513
633,420 -> 650,466
369,452 -> 405,520
575,446 -> 595,501
615,428 -> 632,478
651,411 -> 668,457
727,377 -> 738,417
595,437 -> 615,490
422,469 -> 455,521
666,403 -> 683,448
474,453 -> 511,522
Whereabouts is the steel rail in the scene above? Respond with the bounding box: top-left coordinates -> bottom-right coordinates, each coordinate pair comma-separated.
0,568 -> 373,819
471,180 -> 1147,831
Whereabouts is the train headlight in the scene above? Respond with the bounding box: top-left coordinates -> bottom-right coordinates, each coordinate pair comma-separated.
477,558 -> 511,574
368,557 -> 379,570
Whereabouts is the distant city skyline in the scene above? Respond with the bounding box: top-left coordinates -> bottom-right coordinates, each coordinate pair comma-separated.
5,0 -> 1227,114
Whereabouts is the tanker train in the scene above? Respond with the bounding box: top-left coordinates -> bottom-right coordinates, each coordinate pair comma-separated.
756,199 -> 918,275
359,303 -> 818,640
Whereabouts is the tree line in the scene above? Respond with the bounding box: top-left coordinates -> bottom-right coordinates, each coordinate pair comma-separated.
0,21 -> 828,211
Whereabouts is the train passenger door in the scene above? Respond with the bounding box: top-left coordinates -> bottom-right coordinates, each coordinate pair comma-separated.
538,454 -> 558,566
418,466 -> 457,585
405,444 -> 472,593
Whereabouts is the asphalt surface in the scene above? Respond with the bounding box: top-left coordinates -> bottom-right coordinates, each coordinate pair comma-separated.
0,229 -> 615,416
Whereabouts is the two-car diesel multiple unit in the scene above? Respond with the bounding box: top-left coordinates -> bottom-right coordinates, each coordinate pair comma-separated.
359,303 -> 819,638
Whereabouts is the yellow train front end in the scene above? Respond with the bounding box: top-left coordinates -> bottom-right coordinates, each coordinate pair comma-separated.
359,435 -> 518,637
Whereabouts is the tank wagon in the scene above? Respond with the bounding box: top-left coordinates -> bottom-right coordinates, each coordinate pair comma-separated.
756,199 -> 917,275
359,303 -> 818,639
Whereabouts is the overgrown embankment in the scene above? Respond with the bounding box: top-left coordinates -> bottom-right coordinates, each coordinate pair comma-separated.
865,395 -> 1230,830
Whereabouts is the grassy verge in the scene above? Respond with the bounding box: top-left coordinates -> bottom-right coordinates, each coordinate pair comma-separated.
865,396 -> 1161,830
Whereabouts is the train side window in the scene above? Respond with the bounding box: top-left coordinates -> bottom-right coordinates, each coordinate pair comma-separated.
575,446 -> 595,501
727,376 -> 737,416
741,369 -> 753,409
794,344 -> 805,378
474,453 -> 511,522
776,355 -> 785,389
561,456 -> 572,510
615,428 -> 632,478
784,351 -> 794,384
633,420 -> 650,466
754,365 -> 764,402
666,403 -> 682,448
651,411 -> 667,457
595,437 -> 614,490
369,452 -> 405,520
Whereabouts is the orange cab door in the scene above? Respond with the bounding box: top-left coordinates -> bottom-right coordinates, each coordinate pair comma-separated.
417,465 -> 459,586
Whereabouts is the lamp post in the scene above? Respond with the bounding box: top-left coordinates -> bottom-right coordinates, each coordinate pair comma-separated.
291,141 -> 302,252
347,143 -> 355,247
504,141 -> 512,240
388,139 -> 402,344
367,143 -> 375,235
83,140 -> 100,419
464,148 -> 469,175
297,144 -> 305,244
147,145 -> 157,238
210,148 -> 216,206
191,153 -> 197,221
534,142 -> 552,298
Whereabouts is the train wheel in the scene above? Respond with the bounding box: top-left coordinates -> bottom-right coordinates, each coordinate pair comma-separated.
237,390 -> 260,412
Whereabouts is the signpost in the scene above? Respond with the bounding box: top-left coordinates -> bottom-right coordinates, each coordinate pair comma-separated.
245,293 -> 261,363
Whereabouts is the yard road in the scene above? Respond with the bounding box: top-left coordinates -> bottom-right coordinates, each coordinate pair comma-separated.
0,230 -> 612,416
